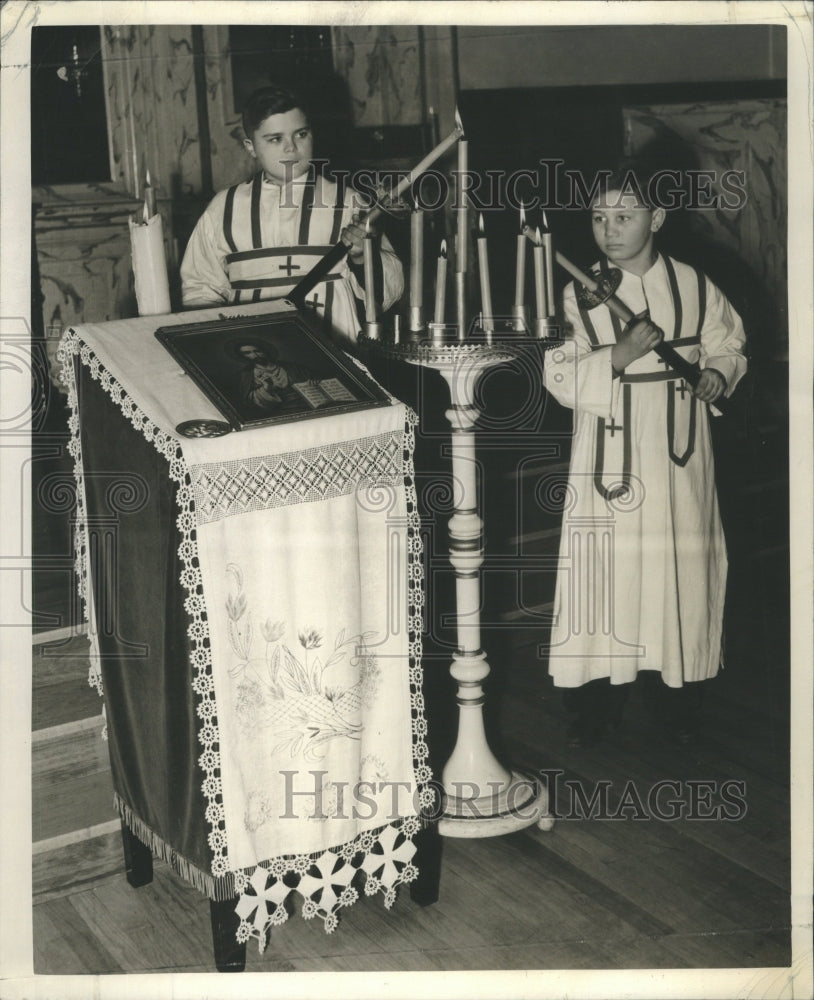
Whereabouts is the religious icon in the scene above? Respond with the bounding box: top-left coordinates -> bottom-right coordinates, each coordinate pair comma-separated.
155,308 -> 390,431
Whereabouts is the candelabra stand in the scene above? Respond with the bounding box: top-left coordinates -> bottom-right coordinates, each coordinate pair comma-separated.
362,327 -> 554,837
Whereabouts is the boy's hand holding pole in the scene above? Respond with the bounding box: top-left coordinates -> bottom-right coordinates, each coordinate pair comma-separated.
553,249 -> 729,412
340,215 -> 368,265
611,312 -> 664,372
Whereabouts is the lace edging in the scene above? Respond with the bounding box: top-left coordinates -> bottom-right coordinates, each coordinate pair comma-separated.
58,332 -> 433,936
58,331 -> 102,696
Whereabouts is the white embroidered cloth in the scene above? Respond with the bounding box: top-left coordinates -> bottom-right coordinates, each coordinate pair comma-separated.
59,302 -> 432,945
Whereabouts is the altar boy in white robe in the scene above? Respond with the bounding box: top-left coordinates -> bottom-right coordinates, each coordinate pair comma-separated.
543,161 -> 747,746
181,85 -> 403,349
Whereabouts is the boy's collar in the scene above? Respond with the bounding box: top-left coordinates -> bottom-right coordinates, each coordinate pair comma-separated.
260,163 -> 316,189
604,251 -> 663,280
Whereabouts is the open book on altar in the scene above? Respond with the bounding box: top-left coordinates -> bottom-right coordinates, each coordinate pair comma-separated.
292,377 -> 358,408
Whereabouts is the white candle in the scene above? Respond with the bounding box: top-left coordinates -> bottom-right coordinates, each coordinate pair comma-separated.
143,168 -> 156,218
456,135 -> 469,274
410,208 -> 424,311
515,204 -> 527,308
434,239 -> 448,324
456,259 -> 466,342
129,214 -> 171,316
363,220 -> 377,324
533,227 -> 547,320
541,211 -> 555,317
476,215 -> 493,332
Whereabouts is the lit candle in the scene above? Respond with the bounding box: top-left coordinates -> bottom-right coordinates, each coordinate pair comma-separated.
143,168 -> 156,218
515,204 -> 527,309
455,236 -> 466,342
533,227 -> 547,320
476,215 -> 493,333
363,218 -> 377,324
410,207 -> 424,329
129,213 -> 171,316
456,120 -> 469,274
541,211 -> 555,317
434,239 -> 448,324
427,105 -> 441,148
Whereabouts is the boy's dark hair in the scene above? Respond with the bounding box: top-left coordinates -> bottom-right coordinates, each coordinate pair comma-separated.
599,158 -> 659,208
242,85 -> 310,139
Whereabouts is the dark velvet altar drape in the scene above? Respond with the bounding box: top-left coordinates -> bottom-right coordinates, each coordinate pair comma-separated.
77,361 -> 214,878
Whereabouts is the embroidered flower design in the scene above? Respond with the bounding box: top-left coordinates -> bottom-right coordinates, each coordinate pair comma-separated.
244,790 -> 274,833
262,619 -> 285,643
298,628 -> 323,650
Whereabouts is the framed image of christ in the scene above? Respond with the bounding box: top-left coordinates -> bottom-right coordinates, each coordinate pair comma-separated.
155,309 -> 390,430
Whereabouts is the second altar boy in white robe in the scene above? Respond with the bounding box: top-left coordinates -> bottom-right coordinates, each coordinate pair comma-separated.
543,168 -> 747,745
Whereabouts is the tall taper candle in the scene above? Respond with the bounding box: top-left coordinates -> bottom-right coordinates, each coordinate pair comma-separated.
363,219 -> 377,323
456,134 -> 469,274
410,207 -> 424,330
533,227 -> 547,320
515,204 -> 527,308
541,211 -> 555,317
434,239 -> 448,324
476,215 -> 494,332
456,261 -> 466,342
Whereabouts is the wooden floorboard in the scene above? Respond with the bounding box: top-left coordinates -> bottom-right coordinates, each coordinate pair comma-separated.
33,764 -> 116,842
33,830 -> 123,901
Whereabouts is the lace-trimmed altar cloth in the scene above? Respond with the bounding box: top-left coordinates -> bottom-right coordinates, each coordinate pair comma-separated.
59,302 -> 432,946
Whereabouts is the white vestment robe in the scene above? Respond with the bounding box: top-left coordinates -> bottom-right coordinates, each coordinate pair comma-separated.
180,169 -> 403,349
543,253 -> 747,688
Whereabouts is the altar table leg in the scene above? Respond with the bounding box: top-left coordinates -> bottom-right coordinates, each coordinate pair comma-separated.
120,821 -> 153,888
410,821 -> 442,906
209,898 -> 247,972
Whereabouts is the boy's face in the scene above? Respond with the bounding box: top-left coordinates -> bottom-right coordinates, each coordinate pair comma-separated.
590,191 -> 665,271
244,107 -> 313,185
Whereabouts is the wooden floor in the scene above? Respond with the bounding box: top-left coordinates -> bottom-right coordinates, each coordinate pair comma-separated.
30,366 -> 793,977
32,576 -> 791,975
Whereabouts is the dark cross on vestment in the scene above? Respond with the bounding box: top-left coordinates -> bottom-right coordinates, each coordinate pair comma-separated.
606,417 -> 623,438
675,380 -> 691,400
307,292 -> 323,313
278,256 -> 301,277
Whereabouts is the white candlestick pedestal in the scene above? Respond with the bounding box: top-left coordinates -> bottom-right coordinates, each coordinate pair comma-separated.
365,337 -> 554,837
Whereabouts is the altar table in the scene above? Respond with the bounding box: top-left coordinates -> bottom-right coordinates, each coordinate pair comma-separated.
59,301 -> 435,962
